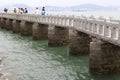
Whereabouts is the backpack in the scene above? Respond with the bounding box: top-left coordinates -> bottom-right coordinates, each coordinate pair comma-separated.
25,10 -> 28,13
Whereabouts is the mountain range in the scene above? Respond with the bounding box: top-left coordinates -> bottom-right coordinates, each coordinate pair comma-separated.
0,4 -> 119,11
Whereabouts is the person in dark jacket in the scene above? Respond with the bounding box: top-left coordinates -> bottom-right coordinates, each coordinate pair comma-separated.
4,8 -> 8,13
41,6 -> 45,15
24,8 -> 28,13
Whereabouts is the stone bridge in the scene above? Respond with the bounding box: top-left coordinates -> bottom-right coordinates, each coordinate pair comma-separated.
0,13 -> 120,74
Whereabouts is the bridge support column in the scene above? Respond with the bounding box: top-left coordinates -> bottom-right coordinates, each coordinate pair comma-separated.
69,30 -> 91,55
5,19 -> 13,30
12,20 -> 21,33
0,18 -> 6,28
32,23 -> 48,40
20,21 -> 33,36
90,38 -> 120,74
48,26 -> 69,46
0,18 -> 1,28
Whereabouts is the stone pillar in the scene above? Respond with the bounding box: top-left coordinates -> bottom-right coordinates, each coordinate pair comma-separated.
32,23 -> 48,40
0,18 -> 1,28
5,19 -> 13,30
0,18 -> 6,28
48,26 -> 69,46
69,30 -> 91,55
90,38 -> 120,74
12,20 -> 21,33
20,21 -> 33,36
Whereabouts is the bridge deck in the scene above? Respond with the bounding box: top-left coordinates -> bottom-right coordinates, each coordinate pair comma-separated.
0,13 -> 120,46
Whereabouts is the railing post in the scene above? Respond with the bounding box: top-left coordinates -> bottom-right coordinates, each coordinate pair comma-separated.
118,23 -> 120,42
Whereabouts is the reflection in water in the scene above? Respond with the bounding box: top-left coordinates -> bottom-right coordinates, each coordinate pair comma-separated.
0,29 -> 120,80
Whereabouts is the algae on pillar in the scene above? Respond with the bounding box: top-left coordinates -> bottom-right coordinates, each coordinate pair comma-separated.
90,38 -> 120,74
0,18 -> 1,28
6,19 -> 13,30
69,30 -> 91,55
32,23 -> 48,40
48,26 -> 69,47
20,21 -> 33,36
12,20 -> 21,33
0,18 -> 6,28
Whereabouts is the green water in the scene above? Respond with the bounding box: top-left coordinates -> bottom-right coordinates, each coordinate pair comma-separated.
0,29 -> 120,80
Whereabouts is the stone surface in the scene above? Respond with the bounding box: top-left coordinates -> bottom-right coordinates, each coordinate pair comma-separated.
0,18 -> 1,28
48,26 -> 69,47
0,18 -> 6,28
5,19 -> 13,30
69,30 -> 91,55
32,23 -> 48,40
90,38 -> 120,74
20,21 -> 33,36
0,73 -> 9,80
12,20 -> 21,33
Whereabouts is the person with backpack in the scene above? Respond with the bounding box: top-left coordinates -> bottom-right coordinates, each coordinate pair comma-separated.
24,8 -> 28,13
4,8 -> 8,13
41,6 -> 45,15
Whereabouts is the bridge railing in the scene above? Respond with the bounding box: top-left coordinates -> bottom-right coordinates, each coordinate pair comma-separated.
0,13 -> 120,46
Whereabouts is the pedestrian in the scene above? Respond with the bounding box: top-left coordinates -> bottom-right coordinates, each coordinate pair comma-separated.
18,8 -> 21,14
4,8 -> 8,13
41,6 -> 45,15
35,7 -> 39,14
13,8 -> 17,13
24,8 -> 28,13
21,8 -> 24,14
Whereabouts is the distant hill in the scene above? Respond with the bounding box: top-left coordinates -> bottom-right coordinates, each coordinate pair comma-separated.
45,4 -> 118,11
70,4 -> 117,11
12,4 -> 32,9
0,4 -> 118,12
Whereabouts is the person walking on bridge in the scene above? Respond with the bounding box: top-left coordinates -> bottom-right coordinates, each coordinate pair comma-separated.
13,8 -> 17,13
41,6 -> 45,15
35,7 -> 39,14
24,8 -> 28,13
4,8 -> 8,13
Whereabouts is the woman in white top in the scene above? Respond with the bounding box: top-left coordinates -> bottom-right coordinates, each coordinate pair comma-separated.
35,7 -> 39,14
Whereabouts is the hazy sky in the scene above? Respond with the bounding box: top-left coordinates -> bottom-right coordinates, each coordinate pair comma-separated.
0,0 -> 120,7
